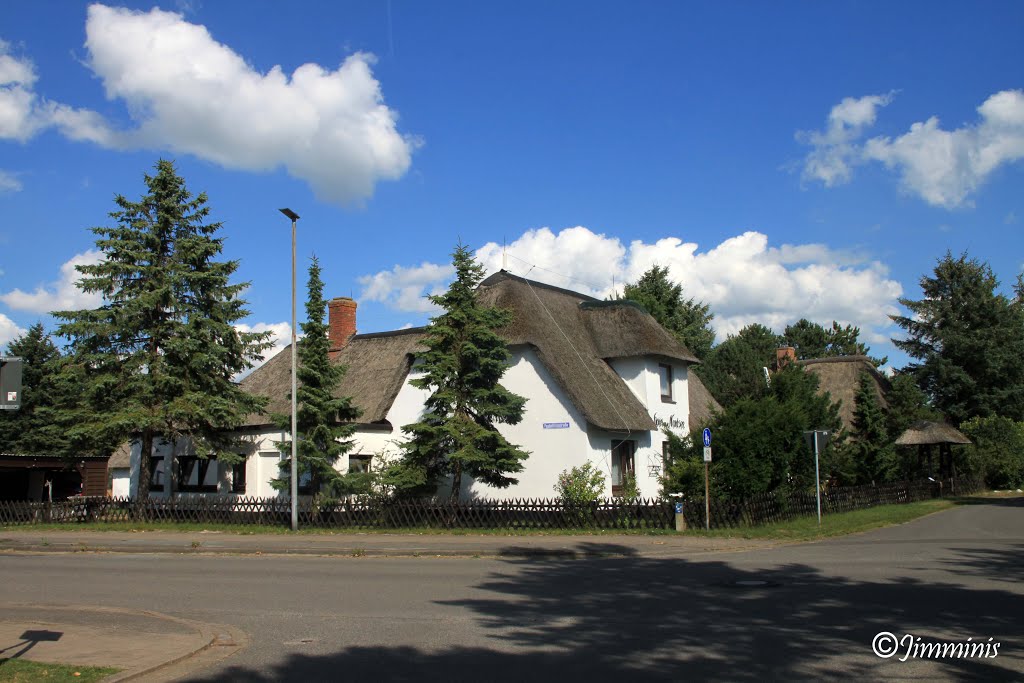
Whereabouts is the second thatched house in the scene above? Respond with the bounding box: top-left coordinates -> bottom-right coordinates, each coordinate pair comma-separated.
121,271 -> 719,501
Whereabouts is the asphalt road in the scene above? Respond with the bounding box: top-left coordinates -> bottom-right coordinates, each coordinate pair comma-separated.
1,497 -> 1021,681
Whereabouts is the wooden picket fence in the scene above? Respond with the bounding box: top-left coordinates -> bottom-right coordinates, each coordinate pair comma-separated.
0,476 -> 984,530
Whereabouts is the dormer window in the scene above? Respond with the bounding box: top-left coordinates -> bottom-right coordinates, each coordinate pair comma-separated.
659,363 -> 673,402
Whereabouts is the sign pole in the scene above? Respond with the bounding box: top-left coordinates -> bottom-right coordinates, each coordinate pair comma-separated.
814,433 -> 822,526
701,428 -> 712,531
704,461 -> 710,531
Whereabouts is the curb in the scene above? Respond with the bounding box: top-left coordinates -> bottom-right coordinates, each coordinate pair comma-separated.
0,603 -> 247,682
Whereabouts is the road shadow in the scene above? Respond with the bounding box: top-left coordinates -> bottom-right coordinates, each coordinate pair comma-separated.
943,544 -> 1024,585
948,495 -> 1024,507
187,542 -> 1023,682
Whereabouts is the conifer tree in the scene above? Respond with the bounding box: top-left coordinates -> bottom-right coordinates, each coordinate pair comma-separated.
621,265 -> 715,359
892,252 -> 1024,425
848,371 -> 894,485
272,256 -> 361,497
390,244 -> 529,500
0,324 -> 68,454
55,159 -> 271,499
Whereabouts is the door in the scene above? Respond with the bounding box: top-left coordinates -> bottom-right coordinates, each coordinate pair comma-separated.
610,440 -> 636,497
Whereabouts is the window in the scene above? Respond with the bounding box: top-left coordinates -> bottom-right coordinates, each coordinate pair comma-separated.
231,461 -> 247,494
177,456 -> 218,493
349,455 -> 372,474
149,456 -> 165,493
610,440 -> 636,498
662,440 -> 672,470
658,363 -> 673,402
280,453 -> 314,495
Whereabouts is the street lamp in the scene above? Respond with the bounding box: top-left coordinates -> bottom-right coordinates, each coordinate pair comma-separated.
279,208 -> 300,531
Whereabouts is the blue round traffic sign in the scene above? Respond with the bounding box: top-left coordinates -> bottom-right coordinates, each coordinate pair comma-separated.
702,428 -> 712,447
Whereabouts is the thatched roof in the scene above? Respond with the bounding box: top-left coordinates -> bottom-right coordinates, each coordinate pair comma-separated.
240,327 -> 426,427
895,420 -> 972,446
799,356 -> 891,432
241,271 -> 710,433
108,442 -> 131,469
477,271 -> 699,431
688,372 -> 721,428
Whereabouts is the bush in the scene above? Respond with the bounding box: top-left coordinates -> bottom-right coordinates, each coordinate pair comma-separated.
960,415 -> 1024,489
555,462 -> 606,505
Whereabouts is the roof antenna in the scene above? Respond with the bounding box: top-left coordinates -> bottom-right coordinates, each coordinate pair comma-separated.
502,236 -> 507,271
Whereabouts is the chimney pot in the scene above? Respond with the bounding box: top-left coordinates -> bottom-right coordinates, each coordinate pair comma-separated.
328,297 -> 357,359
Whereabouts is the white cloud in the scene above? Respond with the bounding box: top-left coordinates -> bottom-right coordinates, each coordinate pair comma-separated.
0,40 -> 45,141
358,262 -> 455,313
1,5 -> 416,205
798,93 -> 893,187
0,313 -> 27,351
0,250 -> 104,314
800,90 -> 1024,208
0,169 -> 21,193
358,226 -> 904,348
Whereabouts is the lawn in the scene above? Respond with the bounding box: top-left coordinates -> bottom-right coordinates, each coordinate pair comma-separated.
0,659 -> 118,683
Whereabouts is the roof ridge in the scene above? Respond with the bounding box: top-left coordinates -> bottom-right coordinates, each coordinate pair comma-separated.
479,269 -> 601,303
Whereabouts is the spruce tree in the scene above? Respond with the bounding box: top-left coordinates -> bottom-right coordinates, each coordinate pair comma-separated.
848,371 -> 894,485
272,256 -> 361,498
54,159 -> 271,499
891,252 -> 1024,425
0,324 -> 67,454
391,244 -> 529,501
621,265 -> 715,359
695,323 -> 778,407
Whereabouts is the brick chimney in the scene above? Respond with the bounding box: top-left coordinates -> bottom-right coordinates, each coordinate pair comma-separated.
328,297 -> 357,359
775,346 -> 796,370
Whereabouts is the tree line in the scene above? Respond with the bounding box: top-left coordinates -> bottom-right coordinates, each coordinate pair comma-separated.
627,258 -> 1024,496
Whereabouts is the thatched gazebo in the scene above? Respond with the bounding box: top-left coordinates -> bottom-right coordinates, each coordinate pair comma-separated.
895,420 -> 971,479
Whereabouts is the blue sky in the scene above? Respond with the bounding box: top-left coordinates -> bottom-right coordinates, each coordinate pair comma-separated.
1,1 -> 1022,370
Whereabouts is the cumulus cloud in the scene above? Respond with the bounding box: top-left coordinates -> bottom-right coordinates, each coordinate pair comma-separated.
0,314 -> 27,351
0,250 -> 104,314
358,226 -> 904,347
0,39 -> 45,141
798,93 -> 894,187
358,262 -> 455,313
1,5 -> 416,205
0,169 -> 21,193
800,90 -> 1024,208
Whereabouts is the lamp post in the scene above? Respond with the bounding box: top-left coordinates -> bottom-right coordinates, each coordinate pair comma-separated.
279,208 -> 300,531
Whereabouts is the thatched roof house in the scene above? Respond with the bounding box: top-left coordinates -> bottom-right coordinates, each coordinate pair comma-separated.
798,355 -> 891,432
241,270 -> 713,434
118,270 -> 717,501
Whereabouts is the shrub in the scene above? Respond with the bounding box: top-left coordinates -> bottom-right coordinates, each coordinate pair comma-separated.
555,462 -> 606,505
960,415 -> 1024,489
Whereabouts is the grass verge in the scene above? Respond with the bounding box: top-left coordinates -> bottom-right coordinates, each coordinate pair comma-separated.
690,498 -> 958,542
0,659 -> 118,682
